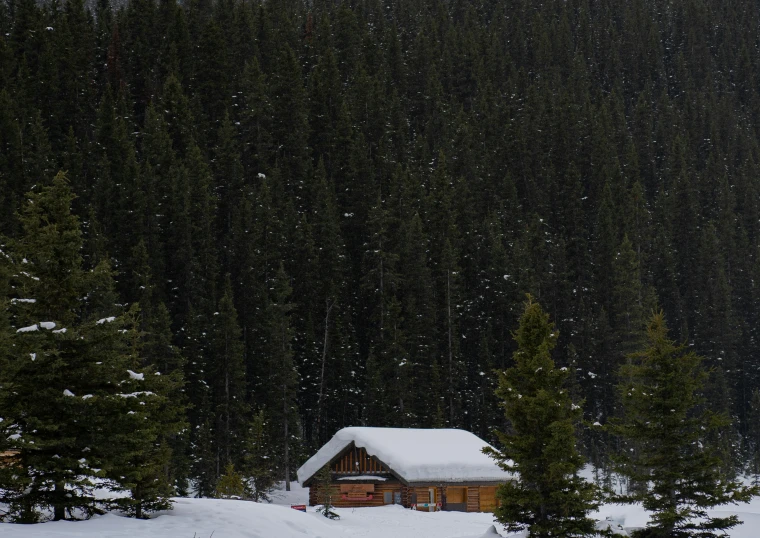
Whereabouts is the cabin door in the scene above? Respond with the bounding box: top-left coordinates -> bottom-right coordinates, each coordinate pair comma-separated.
428,488 -> 436,512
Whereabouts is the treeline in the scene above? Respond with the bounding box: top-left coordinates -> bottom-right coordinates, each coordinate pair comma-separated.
2,0 -> 760,518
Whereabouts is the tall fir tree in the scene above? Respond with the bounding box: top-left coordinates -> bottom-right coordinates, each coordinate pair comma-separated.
486,296 -> 602,538
613,312 -> 758,537
488,296 -> 599,538
260,264 -> 299,490
0,173 -> 175,520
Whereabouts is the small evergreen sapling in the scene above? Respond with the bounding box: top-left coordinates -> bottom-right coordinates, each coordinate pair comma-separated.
485,296 -> 604,537
242,410 -> 277,502
216,464 -> 245,499
315,465 -> 339,520
613,312 -> 759,537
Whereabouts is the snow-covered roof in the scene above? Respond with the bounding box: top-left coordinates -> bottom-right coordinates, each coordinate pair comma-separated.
297,427 -> 513,485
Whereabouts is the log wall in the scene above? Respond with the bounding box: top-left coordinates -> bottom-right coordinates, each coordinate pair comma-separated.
308,481 -> 404,508
307,482 -> 500,512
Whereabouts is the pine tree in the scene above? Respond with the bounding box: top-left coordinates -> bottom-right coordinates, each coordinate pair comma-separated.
0,173 -> 169,521
486,295 -> 602,538
260,264 -> 299,490
99,305 -> 185,519
208,278 -> 248,478
315,464 -> 339,520
241,410 -> 277,501
215,464 -> 244,499
748,390 -> 760,484
613,312 -> 758,537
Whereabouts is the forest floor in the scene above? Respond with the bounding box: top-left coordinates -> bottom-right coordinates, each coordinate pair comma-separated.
1,481 -> 760,537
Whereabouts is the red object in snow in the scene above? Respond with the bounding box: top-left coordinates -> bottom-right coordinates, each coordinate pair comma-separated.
291,505 -> 307,512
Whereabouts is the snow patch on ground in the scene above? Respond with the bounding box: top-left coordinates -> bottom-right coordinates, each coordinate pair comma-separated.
2,481 -> 760,538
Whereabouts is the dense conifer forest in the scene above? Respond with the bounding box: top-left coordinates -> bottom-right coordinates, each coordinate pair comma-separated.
3,0 -> 760,518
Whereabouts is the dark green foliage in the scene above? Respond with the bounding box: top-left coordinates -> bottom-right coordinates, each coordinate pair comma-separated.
0,174 -> 178,521
315,465 -> 339,520
259,264 -> 299,489
486,296 -> 602,537
748,390 -> 760,484
215,464 -> 245,499
2,0 -> 760,507
613,313 -> 759,537
241,410 -> 277,501
208,278 -> 248,476
104,303 -> 187,519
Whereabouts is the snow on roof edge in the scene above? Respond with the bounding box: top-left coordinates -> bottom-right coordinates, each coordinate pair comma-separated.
297,427 -> 513,485
297,437 -> 354,484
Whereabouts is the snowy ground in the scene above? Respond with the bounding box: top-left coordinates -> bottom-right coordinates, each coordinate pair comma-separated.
2,481 -> 760,538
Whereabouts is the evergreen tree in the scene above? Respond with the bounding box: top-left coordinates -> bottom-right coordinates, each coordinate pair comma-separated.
208,278 -> 248,478
0,173 -> 170,520
260,264 -> 299,490
315,464 -> 339,520
100,306 -> 185,519
748,390 -> 760,483
613,312 -> 758,537
486,296 -> 602,538
215,464 -> 245,499
241,410 -> 277,501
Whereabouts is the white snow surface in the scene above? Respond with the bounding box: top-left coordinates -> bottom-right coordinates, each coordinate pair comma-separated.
39,322 -> 56,330
2,481 -> 760,538
297,427 -> 513,484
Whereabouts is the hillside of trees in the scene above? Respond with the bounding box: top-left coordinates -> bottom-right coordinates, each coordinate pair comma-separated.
2,0 -> 760,513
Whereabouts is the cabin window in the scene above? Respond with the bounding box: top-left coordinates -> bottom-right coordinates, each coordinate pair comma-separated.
447,487 -> 466,504
444,486 -> 467,512
383,491 -> 392,504
479,486 -> 498,512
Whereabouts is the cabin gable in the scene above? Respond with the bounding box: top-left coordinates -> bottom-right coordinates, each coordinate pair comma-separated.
331,443 -> 390,476
303,442 -> 397,486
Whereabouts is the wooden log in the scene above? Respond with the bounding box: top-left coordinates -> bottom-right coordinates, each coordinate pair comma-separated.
467,486 -> 480,512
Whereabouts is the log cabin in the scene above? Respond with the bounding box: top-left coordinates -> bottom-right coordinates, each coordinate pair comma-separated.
297,427 -> 513,512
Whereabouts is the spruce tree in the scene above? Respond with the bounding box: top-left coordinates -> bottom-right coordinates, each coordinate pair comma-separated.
0,173 -> 165,521
486,296 -> 602,538
315,464 -> 339,520
613,312 -> 758,537
260,264 -> 299,490
208,278 -> 248,477
103,302 -> 187,518
748,389 -> 760,484
241,410 -> 277,501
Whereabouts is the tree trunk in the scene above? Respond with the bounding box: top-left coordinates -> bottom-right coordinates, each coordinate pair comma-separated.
447,268 -> 453,425
53,482 -> 65,521
284,379 -> 290,491
315,298 -> 335,443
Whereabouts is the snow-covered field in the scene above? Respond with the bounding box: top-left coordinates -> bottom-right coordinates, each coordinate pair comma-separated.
1,482 -> 759,538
